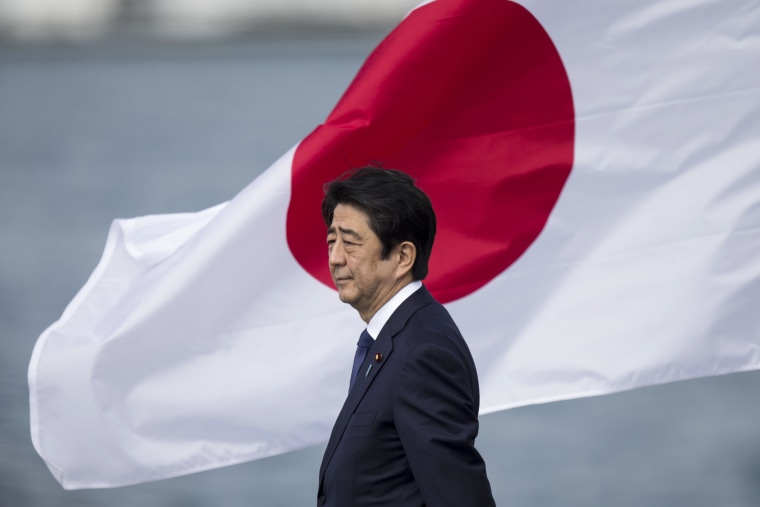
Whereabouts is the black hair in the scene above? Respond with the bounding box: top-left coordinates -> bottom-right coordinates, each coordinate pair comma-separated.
322,167 -> 436,280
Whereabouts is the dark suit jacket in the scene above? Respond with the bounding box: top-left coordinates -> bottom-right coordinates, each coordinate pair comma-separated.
317,286 -> 495,506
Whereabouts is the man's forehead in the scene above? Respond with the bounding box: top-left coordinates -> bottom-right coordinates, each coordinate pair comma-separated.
330,203 -> 371,230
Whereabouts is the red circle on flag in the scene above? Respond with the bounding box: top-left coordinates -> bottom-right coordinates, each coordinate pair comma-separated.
287,0 -> 575,303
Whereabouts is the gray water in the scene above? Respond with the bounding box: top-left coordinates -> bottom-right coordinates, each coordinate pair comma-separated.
1,36 -> 759,507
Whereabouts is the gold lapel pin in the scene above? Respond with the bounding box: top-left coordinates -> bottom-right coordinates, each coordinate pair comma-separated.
375,352 -> 383,362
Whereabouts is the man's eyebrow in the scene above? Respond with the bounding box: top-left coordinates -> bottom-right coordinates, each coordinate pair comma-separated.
327,226 -> 362,240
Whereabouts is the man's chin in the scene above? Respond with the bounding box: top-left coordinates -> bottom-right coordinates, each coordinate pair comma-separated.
336,289 -> 355,306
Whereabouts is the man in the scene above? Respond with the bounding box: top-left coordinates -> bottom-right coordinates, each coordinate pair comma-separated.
317,167 -> 495,506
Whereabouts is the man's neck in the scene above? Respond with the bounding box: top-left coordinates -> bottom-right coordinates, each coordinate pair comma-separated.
358,273 -> 415,323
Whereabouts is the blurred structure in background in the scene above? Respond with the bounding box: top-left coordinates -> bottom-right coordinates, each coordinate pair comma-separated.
0,0 -> 420,43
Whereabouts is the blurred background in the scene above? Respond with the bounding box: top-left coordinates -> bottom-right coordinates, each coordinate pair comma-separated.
0,0 -> 419,42
2,1 -> 760,506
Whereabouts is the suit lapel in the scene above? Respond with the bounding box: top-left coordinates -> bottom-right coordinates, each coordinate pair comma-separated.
318,287 -> 435,481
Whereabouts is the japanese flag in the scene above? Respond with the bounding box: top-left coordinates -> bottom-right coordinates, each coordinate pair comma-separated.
29,0 -> 760,489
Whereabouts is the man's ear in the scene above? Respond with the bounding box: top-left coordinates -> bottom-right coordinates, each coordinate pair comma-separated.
396,241 -> 417,280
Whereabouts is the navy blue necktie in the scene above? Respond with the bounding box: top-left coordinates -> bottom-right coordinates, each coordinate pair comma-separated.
349,330 -> 374,391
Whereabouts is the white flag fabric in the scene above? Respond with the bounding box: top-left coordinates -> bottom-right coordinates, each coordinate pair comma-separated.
29,0 -> 760,490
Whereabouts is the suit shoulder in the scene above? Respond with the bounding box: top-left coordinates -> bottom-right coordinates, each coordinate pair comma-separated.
408,300 -> 460,332
400,301 -> 471,353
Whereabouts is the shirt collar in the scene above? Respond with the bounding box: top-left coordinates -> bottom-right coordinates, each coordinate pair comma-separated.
366,280 -> 423,339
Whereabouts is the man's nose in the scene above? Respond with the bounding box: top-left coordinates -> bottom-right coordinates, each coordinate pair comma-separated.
329,243 -> 346,266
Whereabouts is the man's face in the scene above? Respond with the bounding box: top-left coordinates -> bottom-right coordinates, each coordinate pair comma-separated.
327,203 -> 400,322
